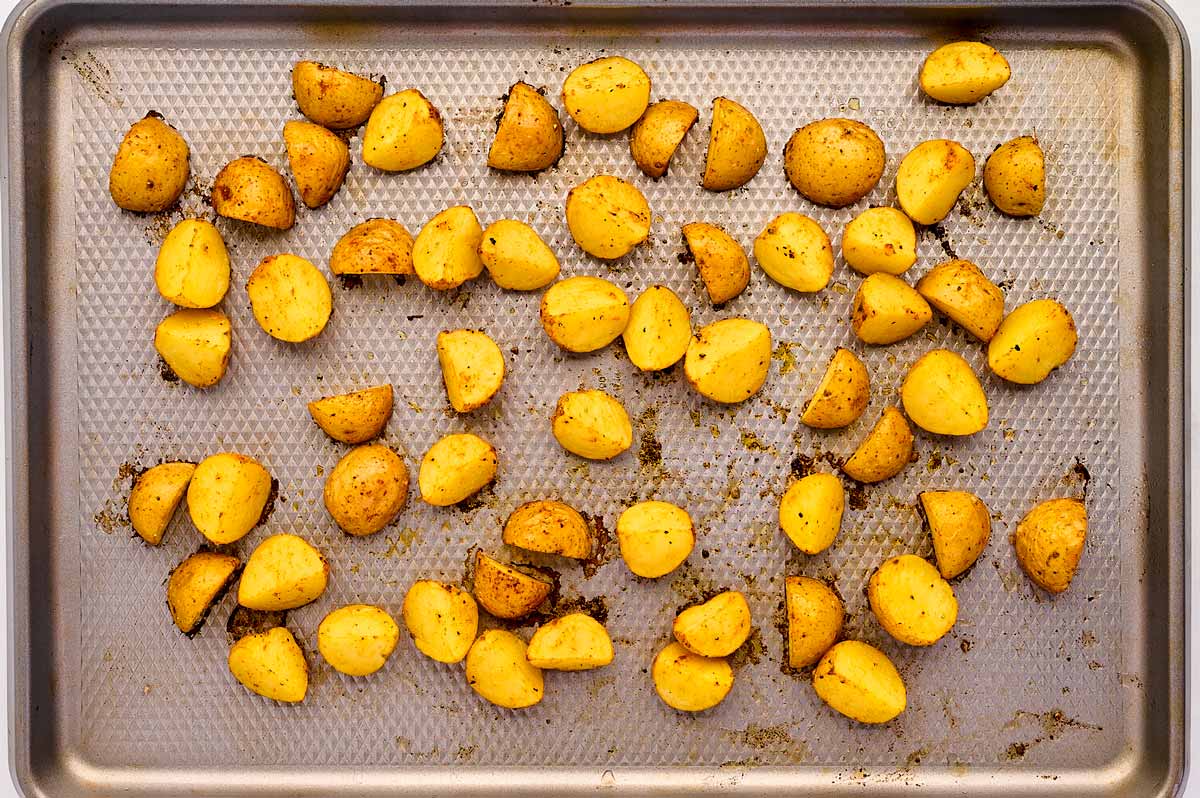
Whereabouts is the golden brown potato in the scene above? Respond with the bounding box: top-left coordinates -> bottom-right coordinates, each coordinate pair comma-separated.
228,626 -> 308,703
166,550 -> 239,634
916,259 -> 1005,341
479,219 -> 560,291
617,500 -> 694,578
317,604 -> 399,676
540,275 -> 630,353
785,576 -> 844,669
681,222 -> 750,305
753,212 -> 834,292
623,285 -> 691,371
812,640 -> 905,723
238,533 -> 329,611
630,100 -> 698,178
842,407 -> 913,484
988,299 -> 1078,384
109,113 -> 189,212
129,461 -> 196,545
684,318 -> 772,404
652,641 -> 734,712
488,81 -> 564,172
465,629 -> 544,709
503,500 -> 592,559
402,580 -> 479,663
323,444 -> 409,536
413,206 -> 484,290
246,254 -> 332,343
187,453 -> 272,545
282,120 -> 349,209
154,219 -> 230,308
329,219 -> 415,276
851,273 -> 932,345
473,552 -> 553,619
211,156 -> 296,230
801,347 -> 870,429
783,118 -> 885,207
437,329 -> 505,412
841,207 -> 918,276
895,140 -> 975,225
920,42 -> 1011,105
565,175 -> 652,260
869,554 -> 957,646
527,613 -> 614,670
154,309 -> 231,389
1014,498 -> 1088,593
418,433 -> 498,506
984,136 -> 1045,217
900,349 -> 988,436
673,591 -> 751,657
702,97 -> 767,191
292,61 -> 384,129
307,384 -> 393,444
362,89 -> 443,171
779,473 -> 844,555
920,490 -> 991,579
552,389 -> 633,461
561,56 -> 651,134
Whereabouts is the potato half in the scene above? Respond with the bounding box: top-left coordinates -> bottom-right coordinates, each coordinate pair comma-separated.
154,219 -> 230,308
362,88 -> 443,171
540,275 -> 630,353
851,273 -> 932,345
330,219 -> 415,276
630,100 -> 698,178
565,175 -> 652,260
783,118 -> 885,207
154,308 -> 232,389
474,551 -> 553,619
916,259 -> 1005,341
753,212 -> 834,292
247,254 -> 332,343
812,640 -> 905,723
920,42 -> 1011,105
503,500 -> 592,559
552,389 -> 633,460
842,407 -> 913,484
109,113 -> 189,213
527,613 -> 614,671
684,318 -> 771,404
488,81 -> 564,172
895,140 -> 975,225
652,641 -> 734,712
238,533 -> 329,611
785,576 -> 844,669
920,490 -> 991,579
801,347 -> 870,429
465,629 -> 544,709
292,60 -> 384,129
402,580 -> 479,663
617,500 -> 694,578
323,444 -> 409,536
418,433 -> 498,506
212,156 -> 296,230
413,206 -> 485,290
166,550 -> 239,635
842,207 -> 918,276
987,298 -> 1078,384
623,285 -> 691,371
283,119 -> 350,209
307,384 -> 394,444
1014,498 -> 1087,593
868,554 -> 957,646
479,219 -> 560,291
681,222 -> 750,305
228,626 -> 308,703
187,452 -> 272,544
317,604 -> 400,677
984,136 -> 1045,217
702,97 -> 767,191
900,349 -> 988,436
129,461 -> 196,545
673,591 -> 751,658
779,473 -> 845,555
561,56 -> 651,134
437,329 -> 505,412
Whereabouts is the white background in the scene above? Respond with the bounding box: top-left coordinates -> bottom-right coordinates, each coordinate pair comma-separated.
0,0 -> 1193,795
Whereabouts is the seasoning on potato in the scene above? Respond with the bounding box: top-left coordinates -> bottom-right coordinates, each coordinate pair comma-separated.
684,318 -> 771,403
166,550 -> 239,635
503,500 -> 592,559
247,254 -> 333,343
551,389 -> 633,460
154,219 -> 230,308
413,205 -> 485,290
330,218 -> 415,276
538,276 -> 627,353
211,156 -> 296,230
479,219 -> 560,290
418,432 -> 498,506
652,641 -> 734,712
630,100 -> 698,178
868,554 -> 957,646
681,222 -> 750,305
919,490 -> 991,579
800,347 -> 870,429
920,41 -> 1011,105
783,118 -> 885,207
527,613 -> 614,670
155,308 -> 232,388
317,604 -> 400,677
323,444 -> 409,536
779,473 -> 845,555
561,56 -> 651,134
187,452 -> 272,544
228,626 -> 308,703
785,576 -> 844,669
984,136 -> 1045,217
362,88 -> 444,171
812,640 -> 905,723
753,212 -> 834,292
900,349 -> 989,436
623,285 -> 691,371
129,461 -> 196,545
895,139 -> 975,225
292,60 -> 384,129
842,207 -> 918,276
702,97 -> 767,191
488,81 -> 564,172
465,629 -> 544,709
851,273 -> 932,345
673,591 -> 751,658
403,580 -> 479,663
565,175 -> 651,260
1014,498 -> 1087,593
238,533 -> 330,611
437,329 -> 505,412
617,500 -> 695,578
109,112 -> 189,213
283,119 -> 350,209
842,407 -> 914,484
988,298 -> 1078,384
916,259 -> 1005,341
307,384 -> 393,444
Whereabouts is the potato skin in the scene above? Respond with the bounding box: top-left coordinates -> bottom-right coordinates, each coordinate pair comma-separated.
842,207 -> 918,276
503,500 -> 592,559
362,88 -> 444,171
465,629 -> 544,709
187,452 -> 272,545
868,554 -> 957,646
413,206 -> 485,290
540,276 -> 630,353
920,490 -> 991,579
418,433 -> 498,506
754,212 -> 834,292
617,500 -> 694,578
779,473 -> 844,555
330,219 -> 415,276
129,461 -> 196,545
562,56 -> 651,134
552,389 -> 633,460
307,384 -> 393,444
323,444 -> 409,536
488,82 -> 564,172
702,97 -> 767,191
785,576 -> 844,669
684,318 -> 772,404
228,626 -> 308,703
437,329 -> 505,412
292,61 -> 383,129
842,407 -> 913,484
109,113 -> 189,212
652,641 -> 734,712
900,349 -> 989,436
317,605 -> 400,677
895,140 -> 975,225
812,640 -> 905,723
920,42 -> 1011,105
527,613 -> 614,670
673,591 -> 751,658
784,118 -> 885,207
154,219 -> 230,308
630,100 -> 698,178
851,273 -> 932,345
1014,498 -> 1087,593
283,120 -> 350,209
801,347 -> 870,429
166,550 -> 239,634
155,309 -> 232,389
479,220 -> 560,291
238,533 -> 329,611
212,156 -> 296,230
984,136 -> 1045,217
682,222 -> 750,305
623,285 -> 691,371
402,580 -> 479,663
565,175 -> 652,260
247,254 -> 333,343
916,259 -> 1005,341
987,299 -> 1077,384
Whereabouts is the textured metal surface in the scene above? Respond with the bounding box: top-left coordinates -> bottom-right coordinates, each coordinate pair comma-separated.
3,1 -> 1187,796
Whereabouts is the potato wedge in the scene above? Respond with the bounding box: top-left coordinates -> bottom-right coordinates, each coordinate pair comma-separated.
753,212 -> 834,292
246,254 -> 332,343
323,444 -> 409,536
418,433 -> 498,506
617,500 -> 694,578
984,136 -> 1045,217
129,461 -> 196,545
238,533 -> 329,611
920,490 -> 991,579
916,259 -> 1005,341
330,219 -> 415,276
212,156 -> 296,230
842,407 -> 913,484
187,452 -> 272,544
652,641 -> 734,712
630,100 -> 698,178
895,140 -> 975,225
900,349 -> 988,436
166,550 -> 239,635
812,640 -> 905,723
503,500 -> 592,559
154,309 -> 231,389
801,347 -> 870,429
623,285 -> 691,371
684,318 -> 771,404
841,207 -> 918,276
868,554 -> 957,646
479,220 -> 560,291
154,219 -> 230,308
488,81 -> 564,172
292,60 -> 384,129
283,120 -> 350,209
527,613 -> 614,670
551,389 -> 633,460
437,329 -> 505,412
465,629 -> 544,709
565,175 -> 651,260
851,273 -> 932,345
362,88 -> 443,171
402,580 -> 479,663
228,626 -> 308,703
779,473 -> 845,555
783,118 -> 885,207
561,56 -> 651,134
681,222 -> 750,305
673,591 -> 751,657
307,384 -> 393,444
413,205 -> 484,290
540,275 -> 630,353
920,42 -> 1011,105
702,97 -> 767,191
1014,498 -> 1087,594
317,604 -> 399,676
785,576 -> 844,669
987,298 -> 1078,384
109,113 -> 189,213
474,551 -> 552,619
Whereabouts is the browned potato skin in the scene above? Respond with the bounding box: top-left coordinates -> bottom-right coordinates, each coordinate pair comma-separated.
842,407 -> 914,484
800,347 -> 870,429
211,157 -> 296,230
983,136 -> 1046,217
784,118 -> 886,207
785,576 -> 844,669
109,113 -> 190,213
682,222 -> 750,305
1014,498 -> 1088,593
292,61 -> 384,129
330,219 -> 415,276
503,500 -> 592,559
702,97 -> 767,191
166,551 -> 240,635
630,100 -> 699,178
323,444 -> 409,537
916,259 -> 1005,342
307,385 -> 393,444
282,120 -> 350,209
488,82 -> 564,173
473,552 -> 553,619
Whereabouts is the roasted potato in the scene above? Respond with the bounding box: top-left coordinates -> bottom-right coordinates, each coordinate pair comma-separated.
623,285 -> 691,371
851,273 -> 932,345
673,591 -> 751,657
920,490 -> 991,579
801,347 -> 870,429
895,140 -> 975,225
779,473 -> 845,555
211,156 -> 296,230
753,212 -> 834,292
920,42 -> 1011,105
437,329 -> 505,412
900,349 -> 989,436
402,580 -> 479,663
540,276 -> 630,353
702,97 -> 767,191
187,452 -> 272,544
307,384 -> 393,444
323,444 -> 409,536
292,60 -> 383,129
362,88 -> 443,171
154,309 -> 231,388
418,433 -> 498,506
166,550 -> 239,634
503,500 -> 592,559
527,613 -> 614,670
652,641 -> 734,712
282,120 -> 349,209
413,205 -> 485,290
317,604 -> 400,677
238,533 -> 329,611
109,113 -> 189,212
868,554 -> 957,646
129,461 -> 196,545
561,56 -> 651,134
247,254 -> 332,343
330,219 -> 415,276
465,629 -> 544,709
154,219 -> 230,308
617,500 -> 694,578
681,222 -> 750,305
479,219 -> 560,291
812,640 -> 905,723
785,576 -> 844,669
551,389 -> 633,460
1014,498 -> 1087,593
228,626 -> 308,703
488,81 -> 564,172
565,175 -> 652,260
684,318 -> 771,403
916,259 -> 1005,341
783,118 -> 885,207
842,207 -> 918,276
988,299 -> 1078,384
630,100 -> 698,178
842,407 -> 914,484
984,136 -> 1045,217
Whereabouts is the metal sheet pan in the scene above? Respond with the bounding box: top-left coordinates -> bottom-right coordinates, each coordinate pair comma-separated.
1,0 -> 1186,795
